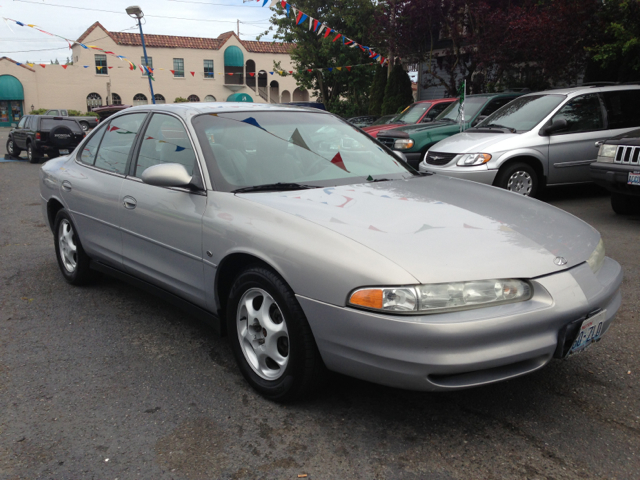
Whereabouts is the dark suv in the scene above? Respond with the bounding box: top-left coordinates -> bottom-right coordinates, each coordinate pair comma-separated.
6,115 -> 85,163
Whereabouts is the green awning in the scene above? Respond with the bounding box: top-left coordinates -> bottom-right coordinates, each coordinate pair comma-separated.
0,75 -> 24,100
226,93 -> 253,102
224,46 -> 244,67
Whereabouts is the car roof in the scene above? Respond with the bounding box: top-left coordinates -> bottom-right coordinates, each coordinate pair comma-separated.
521,84 -> 640,98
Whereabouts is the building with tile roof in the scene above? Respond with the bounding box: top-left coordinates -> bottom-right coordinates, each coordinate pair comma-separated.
0,22 -> 312,124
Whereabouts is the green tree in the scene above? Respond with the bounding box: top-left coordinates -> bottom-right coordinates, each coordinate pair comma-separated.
368,65 -> 388,115
381,64 -> 413,115
174,97 -> 188,103
260,0 -> 381,115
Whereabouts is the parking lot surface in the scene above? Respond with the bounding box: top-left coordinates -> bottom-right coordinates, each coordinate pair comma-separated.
1,128 -> 639,479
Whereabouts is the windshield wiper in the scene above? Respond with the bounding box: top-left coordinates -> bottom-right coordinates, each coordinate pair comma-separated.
232,183 -> 320,194
475,123 -> 517,133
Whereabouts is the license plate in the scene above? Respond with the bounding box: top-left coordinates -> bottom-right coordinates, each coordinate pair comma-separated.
59,149 -> 69,154
629,171 -> 640,185
569,310 -> 606,355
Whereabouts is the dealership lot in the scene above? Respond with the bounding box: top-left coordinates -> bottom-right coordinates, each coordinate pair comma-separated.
1,128 -> 639,479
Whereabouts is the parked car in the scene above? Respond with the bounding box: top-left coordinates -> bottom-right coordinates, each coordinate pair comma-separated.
347,115 -> 380,128
590,128 -> 640,214
281,101 -> 326,111
369,114 -> 399,126
363,98 -> 457,140
92,104 -> 132,121
44,109 -> 99,132
7,115 -> 85,163
418,85 -> 640,197
40,103 -> 621,401
378,92 -> 523,169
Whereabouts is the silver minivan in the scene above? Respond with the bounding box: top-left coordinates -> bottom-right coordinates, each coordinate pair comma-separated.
418,85 -> 640,197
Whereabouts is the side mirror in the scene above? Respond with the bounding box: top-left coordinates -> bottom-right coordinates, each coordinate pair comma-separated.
540,118 -> 567,136
141,163 -> 193,188
421,117 -> 433,123
393,150 -> 408,163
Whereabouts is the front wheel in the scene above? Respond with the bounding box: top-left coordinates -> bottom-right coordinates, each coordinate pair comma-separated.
6,138 -> 22,157
611,193 -> 639,215
495,162 -> 539,197
53,209 -> 95,285
226,266 -> 327,402
26,143 -> 40,164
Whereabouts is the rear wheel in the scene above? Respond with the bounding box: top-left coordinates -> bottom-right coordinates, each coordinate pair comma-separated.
496,162 -> 538,197
611,193 -> 639,215
79,121 -> 89,132
53,209 -> 95,285
6,138 -> 21,157
26,142 -> 40,164
226,266 -> 327,402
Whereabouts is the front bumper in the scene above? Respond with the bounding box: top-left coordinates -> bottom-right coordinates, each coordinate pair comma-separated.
419,161 -> 499,185
298,258 -> 622,391
402,152 -> 423,170
590,162 -> 640,197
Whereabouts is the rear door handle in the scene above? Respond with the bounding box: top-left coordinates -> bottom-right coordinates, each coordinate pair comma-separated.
61,180 -> 72,192
123,196 -> 137,209
595,141 -> 604,148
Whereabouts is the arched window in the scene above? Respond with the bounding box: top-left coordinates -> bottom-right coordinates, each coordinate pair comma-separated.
292,88 -> 309,102
257,70 -> 268,101
154,94 -> 165,104
86,92 -> 102,111
224,46 -> 244,85
188,95 -> 200,102
246,60 -> 256,88
133,93 -> 148,106
111,93 -> 121,105
204,95 -> 216,102
281,90 -> 291,103
270,80 -> 279,103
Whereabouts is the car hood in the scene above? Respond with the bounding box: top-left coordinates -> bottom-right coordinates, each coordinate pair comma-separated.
378,121 -> 457,137
238,176 -> 600,284
429,131 -> 521,153
362,123 -> 408,137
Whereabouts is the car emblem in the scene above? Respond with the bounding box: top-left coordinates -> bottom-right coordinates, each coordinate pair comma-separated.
431,155 -> 443,160
554,256 -> 567,266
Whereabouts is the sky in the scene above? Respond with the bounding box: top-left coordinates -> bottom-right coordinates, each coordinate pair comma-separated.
1,0 -> 277,63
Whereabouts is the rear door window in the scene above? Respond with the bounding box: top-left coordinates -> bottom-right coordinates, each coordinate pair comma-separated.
134,113 -> 196,177
79,124 -> 108,166
550,94 -> 604,134
424,102 -> 451,121
94,113 -> 147,174
17,116 -> 27,129
602,90 -> 640,129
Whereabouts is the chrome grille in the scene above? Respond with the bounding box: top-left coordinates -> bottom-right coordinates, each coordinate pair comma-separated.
425,151 -> 457,166
615,145 -> 640,164
377,137 -> 395,149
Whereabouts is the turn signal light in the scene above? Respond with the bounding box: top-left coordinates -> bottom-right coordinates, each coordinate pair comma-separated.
349,289 -> 383,309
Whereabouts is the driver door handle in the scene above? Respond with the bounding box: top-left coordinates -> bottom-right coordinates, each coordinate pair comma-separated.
61,180 -> 72,192
123,196 -> 137,209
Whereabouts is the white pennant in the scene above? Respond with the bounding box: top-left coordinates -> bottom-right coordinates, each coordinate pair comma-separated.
317,23 -> 326,36
291,6 -> 297,18
309,16 -> 314,30
269,0 -> 279,6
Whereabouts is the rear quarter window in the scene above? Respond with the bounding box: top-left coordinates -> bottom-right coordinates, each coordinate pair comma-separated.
602,90 -> 640,129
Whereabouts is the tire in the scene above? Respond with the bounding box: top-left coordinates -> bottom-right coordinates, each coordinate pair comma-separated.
6,138 -> 21,157
495,162 -> 538,197
226,266 -> 327,402
611,193 -> 639,215
53,209 -> 95,285
79,121 -> 89,132
26,142 -> 40,164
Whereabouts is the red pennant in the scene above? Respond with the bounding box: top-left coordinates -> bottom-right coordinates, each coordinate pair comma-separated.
109,126 -> 120,132
190,71 -> 195,76
359,45 -> 365,52
307,69 -> 313,72
330,152 -> 349,172
333,33 -> 342,42
105,51 -> 114,54
324,28 -> 332,39
170,70 -> 175,74
346,66 -> 351,72
289,70 -> 293,74
280,0 -> 286,7
313,19 -> 318,30
249,72 -> 255,77
228,72 -> 234,75
146,136 -> 154,140
40,64 -> 46,68
295,11 -> 303,23
108,66 -> 113,69
61,65 -> 68,69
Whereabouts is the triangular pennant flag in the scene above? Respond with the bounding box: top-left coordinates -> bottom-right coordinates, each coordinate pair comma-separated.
345,38 -> 354,46
270,0 -> 280,6
280,0 -> 286,7
262,0 -> 269,6
328,67 -> 333,72
27,63 -> 34,67
317,24 -> 326,36
346,66 -> 352,72
146,136 -> 154,140
336,67 -> 342,71
109,126 -> 120,132
175,145 -> 186,152
285,3 -> 290,16
324,28 -> 332,39
170,70 -> 175,74
190,71 -> 195,76
249,72 -> 255,77
83,65 -> 88,68
330,152 -> 349,172
16,63 -> 22,66
307,69 -> 313,73
241,117 -> 266,131
61,65 -> 68,69
40,64 -> 46,68
291,6 -> 297,18
288,128 -> 311,152
288,70 -> 293,74
108,66 -> 113,69
308,16 -> 314,30
269,71 -> 274,75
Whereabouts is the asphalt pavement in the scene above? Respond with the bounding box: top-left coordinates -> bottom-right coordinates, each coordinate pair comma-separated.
1,127 -> 639,479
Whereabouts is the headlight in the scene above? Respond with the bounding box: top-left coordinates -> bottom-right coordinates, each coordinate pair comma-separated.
597,144 -> 616,163
587,238 -> 605,274
456,153 -> 492,166
349,279 -> 531,314
394,138 -> 415,150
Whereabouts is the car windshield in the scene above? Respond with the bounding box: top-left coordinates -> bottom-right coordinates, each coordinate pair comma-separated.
370,114 -> 398,126
395,103 -> 432,124
192,111 -> 415,192
437,97 -> 489,122
477,94 -> 567,131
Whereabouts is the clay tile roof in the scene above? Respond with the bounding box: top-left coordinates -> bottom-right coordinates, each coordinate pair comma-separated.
76,24 -> 294,54
0,56 -> 36,72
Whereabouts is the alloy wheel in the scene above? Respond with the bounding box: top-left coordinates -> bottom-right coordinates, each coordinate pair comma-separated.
7,140 -> 14,155
506,170 -> 533,196
58,219 -> 78,272
236,288 -> 289,380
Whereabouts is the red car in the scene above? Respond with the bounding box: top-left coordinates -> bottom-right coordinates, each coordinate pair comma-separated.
362,98 -> 456,138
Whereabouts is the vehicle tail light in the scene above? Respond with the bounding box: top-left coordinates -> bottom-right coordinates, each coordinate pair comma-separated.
36,132 -> 41,140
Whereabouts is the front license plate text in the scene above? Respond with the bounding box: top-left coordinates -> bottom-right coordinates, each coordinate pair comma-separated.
628,171 -> 640,185
570,310 -> 606,355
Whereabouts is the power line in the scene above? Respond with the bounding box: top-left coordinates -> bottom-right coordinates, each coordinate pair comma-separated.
167,0 -> 270,7
13,0 -> 271,24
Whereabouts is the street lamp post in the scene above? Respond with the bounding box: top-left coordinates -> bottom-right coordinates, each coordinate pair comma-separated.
126,5 -> 156,104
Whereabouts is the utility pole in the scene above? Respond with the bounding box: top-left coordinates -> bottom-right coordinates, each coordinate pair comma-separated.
237,19 -> 240,36
106,80 -> 111,105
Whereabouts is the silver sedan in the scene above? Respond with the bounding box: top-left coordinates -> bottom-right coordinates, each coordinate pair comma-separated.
40,103 -> 622,401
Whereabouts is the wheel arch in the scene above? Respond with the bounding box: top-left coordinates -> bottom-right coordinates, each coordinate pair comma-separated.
215,252 -> 285,335
46,198 -> 65,234
493,155 -> 546,188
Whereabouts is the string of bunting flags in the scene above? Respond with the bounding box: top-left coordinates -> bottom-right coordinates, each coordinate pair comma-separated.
260,0 -> 388,66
